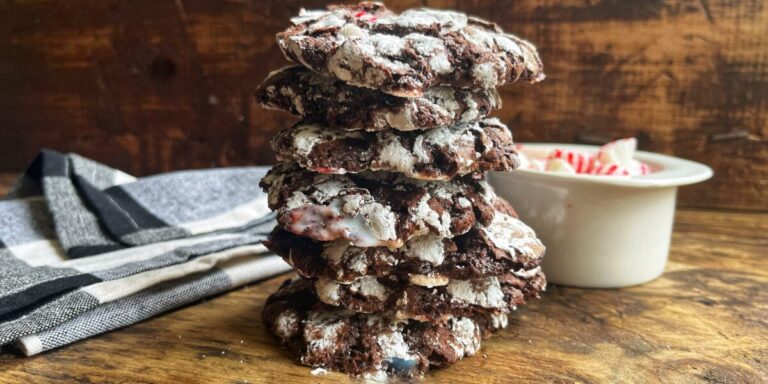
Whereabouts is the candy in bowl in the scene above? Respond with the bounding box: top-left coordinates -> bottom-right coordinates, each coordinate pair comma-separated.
489,139 -> 713,288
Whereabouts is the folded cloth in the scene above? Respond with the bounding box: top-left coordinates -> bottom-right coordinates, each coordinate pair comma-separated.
0,150 -> 291,355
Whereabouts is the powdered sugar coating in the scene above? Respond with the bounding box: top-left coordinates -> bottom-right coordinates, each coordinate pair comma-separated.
277,2 -> 544,96
413,194 -> 451,237
483,212 -> 545,262
316,277 -> 342,304
382,8 -> 468,31
275,310 -> 300,340
450,317 -> 482,357
316,276 -> 390,311
490,313 -> 509,329
302,311 -> 348,361
378,135 -> 417,174
349,275 -> 390,301
446,277 -> 506,309
405,234 -> 445,265
290,124 -> 361,157
375,325 -> 417,362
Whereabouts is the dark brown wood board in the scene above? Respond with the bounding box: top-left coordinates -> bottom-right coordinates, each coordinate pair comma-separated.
0,176 -> 766,383
0,1 -> 766,210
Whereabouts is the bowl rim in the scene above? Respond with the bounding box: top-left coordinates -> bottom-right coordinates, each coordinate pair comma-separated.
501,143 -> 713,188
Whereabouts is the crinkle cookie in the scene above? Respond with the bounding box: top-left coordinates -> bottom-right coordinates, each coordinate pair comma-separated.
266,211 -> 545,283
263,277 -> 509,378
271,118 -> 519,180
260,162 -> 507,247
312,269 -> 546,322
256,66 -> 501,131
277,2 -> 545,97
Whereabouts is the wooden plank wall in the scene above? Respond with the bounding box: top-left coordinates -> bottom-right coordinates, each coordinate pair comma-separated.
0,0 -> 766,210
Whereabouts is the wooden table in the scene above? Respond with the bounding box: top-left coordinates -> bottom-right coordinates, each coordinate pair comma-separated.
0,176 -> 766,383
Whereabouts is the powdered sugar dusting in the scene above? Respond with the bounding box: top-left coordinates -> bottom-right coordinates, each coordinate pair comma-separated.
377,134 -> 416,173
376,326 -> 416,361
310,367 -> 328,375
446,277 -> 506,309
382,101 -> 418,131
290,9 -> 330,25
413,194 -> 452,237
407,33 -> 451,74
490,313 -> 509,329
472,62 -> 499,88
426,87 -> 462,117
483,212 -> 544,262
339,24 -> 367,39
316,277 -> 342,305
450,317 -> 481,356
513,266 -> 542,279
405,234 -> 445,265
386,8 -> 468,30
303,311 -> 346,358
348,275 -> 389,301
275,310 -> 300,339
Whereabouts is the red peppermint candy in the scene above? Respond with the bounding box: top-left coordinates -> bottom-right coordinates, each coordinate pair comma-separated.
590,160 -> 650,176
313,166 -> 346,174
591,163 -> 631,176
637,162 -> 651,175
353,10 -> 377,22
548,149 -> 595,174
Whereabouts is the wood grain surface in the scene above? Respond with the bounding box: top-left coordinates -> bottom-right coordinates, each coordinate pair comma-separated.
0,1 -> 766,210
0,176 -> 766,383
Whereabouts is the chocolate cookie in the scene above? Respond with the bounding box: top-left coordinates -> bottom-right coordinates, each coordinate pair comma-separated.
263,277 -> 509,378
313,269 -> 545,322
266,211 -> 545,283
260,162 -> 508,247
256,66 -> 501,131
272,118 -> 519,180
277,2 -> 545,97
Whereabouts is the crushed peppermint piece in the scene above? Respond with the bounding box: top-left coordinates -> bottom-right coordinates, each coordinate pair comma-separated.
517,138 -> 651,177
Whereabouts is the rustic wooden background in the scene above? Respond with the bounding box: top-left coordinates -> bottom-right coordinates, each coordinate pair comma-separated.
0,0 -> 766,210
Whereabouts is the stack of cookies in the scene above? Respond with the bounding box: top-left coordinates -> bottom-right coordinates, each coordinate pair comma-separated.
256,2 -> 547,378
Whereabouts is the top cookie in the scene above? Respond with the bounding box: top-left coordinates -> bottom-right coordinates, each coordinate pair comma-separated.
277,2 -> 545,97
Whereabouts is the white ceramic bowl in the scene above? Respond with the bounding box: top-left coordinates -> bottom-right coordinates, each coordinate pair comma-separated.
489,143 -> 713,288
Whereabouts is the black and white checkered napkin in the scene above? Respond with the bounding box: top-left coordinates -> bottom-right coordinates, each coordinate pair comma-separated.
0,150 -> 290,355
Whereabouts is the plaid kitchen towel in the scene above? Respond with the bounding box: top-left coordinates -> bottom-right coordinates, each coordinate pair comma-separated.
0,150 -> 291,355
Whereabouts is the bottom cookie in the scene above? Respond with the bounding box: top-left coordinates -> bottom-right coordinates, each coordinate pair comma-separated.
263,277 -> 509,378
